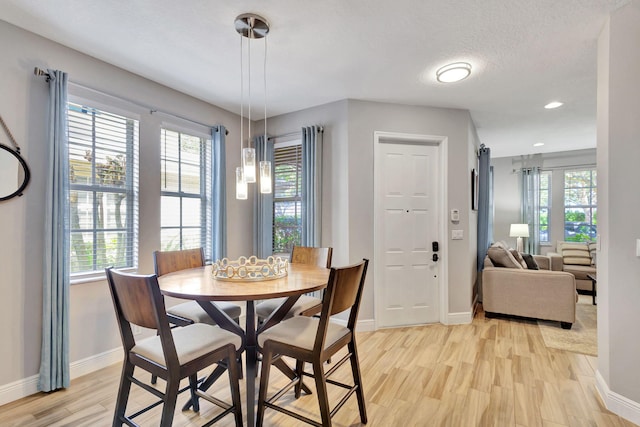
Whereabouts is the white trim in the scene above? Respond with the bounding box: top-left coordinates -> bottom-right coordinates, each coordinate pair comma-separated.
0,347 -> 123,407
373,131 -> 449,329
596,370 -> 640,425
331,318 -> 375,333
447,311 -> 474,325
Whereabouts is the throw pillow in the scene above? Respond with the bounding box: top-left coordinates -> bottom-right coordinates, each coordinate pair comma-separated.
509,249 -> 528,269
521,253 -> 539,270
589,242 -> 597,266
561,242 -> 591,266
487,245 -> 523,269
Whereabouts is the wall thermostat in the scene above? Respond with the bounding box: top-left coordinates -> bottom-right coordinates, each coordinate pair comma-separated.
450,209 -> 460,222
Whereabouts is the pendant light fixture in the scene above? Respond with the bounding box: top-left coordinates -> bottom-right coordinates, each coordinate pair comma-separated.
235,13 -> 272,198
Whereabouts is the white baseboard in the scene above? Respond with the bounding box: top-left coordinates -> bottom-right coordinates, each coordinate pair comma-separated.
0,347 -> 123,407
596,370 -> 640,425
331,318 -> 375,333
447,311 -> 473,325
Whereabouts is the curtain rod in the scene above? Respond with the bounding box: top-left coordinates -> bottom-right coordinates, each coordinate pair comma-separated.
511,163 -> 596,173
267,126 -> 324,141
33,67 -> 229,135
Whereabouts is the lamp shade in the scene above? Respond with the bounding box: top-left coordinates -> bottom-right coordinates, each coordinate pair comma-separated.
509,223 -> 530,238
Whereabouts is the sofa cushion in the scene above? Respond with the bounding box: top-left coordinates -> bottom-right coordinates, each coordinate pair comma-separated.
521,253 -> 539,270
558,242 -> 592,266
487,245 -> 523,269
563,264 -> 596,281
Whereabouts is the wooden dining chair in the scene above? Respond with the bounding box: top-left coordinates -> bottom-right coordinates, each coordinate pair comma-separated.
256,259 -> 369,427
255,246 -> 333,323
105,268 -> 243,427
154,248 -> 242,327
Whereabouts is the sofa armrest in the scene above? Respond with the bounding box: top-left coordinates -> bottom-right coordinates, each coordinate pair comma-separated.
548,252 -> 564,271
482,267 -> 576,324
533,254 -> 551,270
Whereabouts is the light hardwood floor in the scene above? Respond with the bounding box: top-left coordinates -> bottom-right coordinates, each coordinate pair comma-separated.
1,308 -> 637,427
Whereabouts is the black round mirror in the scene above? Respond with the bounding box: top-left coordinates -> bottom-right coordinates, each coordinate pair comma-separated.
0,144 -> 30,201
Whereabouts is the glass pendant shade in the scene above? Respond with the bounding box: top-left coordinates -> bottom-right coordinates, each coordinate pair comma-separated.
259,160 -> 272,194
236,166 -> 248,200
242,147 -> 256,183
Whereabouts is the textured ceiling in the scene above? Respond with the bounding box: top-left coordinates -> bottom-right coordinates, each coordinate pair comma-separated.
0,0 -> 630,157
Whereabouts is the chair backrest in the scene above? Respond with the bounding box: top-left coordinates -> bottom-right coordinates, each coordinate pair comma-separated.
314,259 -> 369,351
291,246 -> 333,269
106,267 -> 178,360
153,248 -> 205,277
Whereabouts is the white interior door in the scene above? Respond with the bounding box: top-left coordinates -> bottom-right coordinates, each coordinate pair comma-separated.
375,138 -> 441,327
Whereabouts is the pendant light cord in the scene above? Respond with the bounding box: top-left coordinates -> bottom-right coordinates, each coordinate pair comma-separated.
247,30 -> 251,149
264,36 -> 268,159
240,35 -> 244,157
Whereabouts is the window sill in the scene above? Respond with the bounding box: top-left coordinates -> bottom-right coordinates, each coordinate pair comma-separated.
70,267 -> 137,285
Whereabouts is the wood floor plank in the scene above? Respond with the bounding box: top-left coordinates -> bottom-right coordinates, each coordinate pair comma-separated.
1,305 -> 637,427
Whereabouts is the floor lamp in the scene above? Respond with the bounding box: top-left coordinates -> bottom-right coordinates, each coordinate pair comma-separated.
510,224 -> 530,252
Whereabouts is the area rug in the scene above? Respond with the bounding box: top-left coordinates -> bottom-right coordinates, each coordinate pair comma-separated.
537,295 -> 597,356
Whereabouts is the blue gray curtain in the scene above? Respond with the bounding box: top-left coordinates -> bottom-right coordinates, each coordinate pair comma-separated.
521,167 -> 541,254
212,126 -> 227,260
39,69 -> 70,392
301,126 -> 323,246
476,145 -> 492,271
253,135 -> 274,258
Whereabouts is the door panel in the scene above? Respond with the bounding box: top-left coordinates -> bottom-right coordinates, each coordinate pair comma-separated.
376,140 -> 440,327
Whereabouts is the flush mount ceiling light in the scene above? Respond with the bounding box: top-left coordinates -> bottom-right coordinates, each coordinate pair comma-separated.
436,62 -> 472,83
533,142 -> 545,147
544,101 -> 563,109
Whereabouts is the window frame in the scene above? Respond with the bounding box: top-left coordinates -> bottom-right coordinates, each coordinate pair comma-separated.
159,126 -> 212,257
563,168 -> 597,242
67,96 -> 140,283
538,170 -> 551,244
272,139 -> 303,255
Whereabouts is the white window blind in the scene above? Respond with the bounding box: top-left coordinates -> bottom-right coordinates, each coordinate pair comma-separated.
67,102 -> 139,276
160,128 -> 211,257
273,142 -> 302,254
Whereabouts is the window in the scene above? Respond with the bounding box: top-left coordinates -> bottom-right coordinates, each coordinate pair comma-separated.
68,102 -> 139,276
273,141 -> 302,254
539,171 -> 551,243
564,169 -> 597,242
160,128 -> 211,255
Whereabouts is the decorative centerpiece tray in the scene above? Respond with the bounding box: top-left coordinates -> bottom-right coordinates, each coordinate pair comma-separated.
212,256 -> 288,282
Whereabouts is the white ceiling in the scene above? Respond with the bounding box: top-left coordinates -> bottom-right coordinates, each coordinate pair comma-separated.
0,0 -> 629,157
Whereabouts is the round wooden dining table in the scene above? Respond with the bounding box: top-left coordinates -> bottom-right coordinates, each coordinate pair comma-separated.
158,262 -> 330,426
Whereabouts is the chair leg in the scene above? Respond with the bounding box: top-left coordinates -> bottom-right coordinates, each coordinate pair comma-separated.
188,374 -> 200,412
160,377 -> 179,427
294,360 -> 304,399
312,359 -> 332,427
226,347 -> 243,427
349,340 -> 368,424
113,361 -> 134,427
257,347 -> 274,427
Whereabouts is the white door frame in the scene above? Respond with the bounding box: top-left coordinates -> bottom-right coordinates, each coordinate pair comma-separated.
373,131 -> 449,328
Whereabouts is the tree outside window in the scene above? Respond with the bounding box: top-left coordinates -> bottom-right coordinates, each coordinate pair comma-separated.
539,171 -> 551,243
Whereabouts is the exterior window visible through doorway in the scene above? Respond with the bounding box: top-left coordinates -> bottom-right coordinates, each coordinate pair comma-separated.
564,169 -> 597,242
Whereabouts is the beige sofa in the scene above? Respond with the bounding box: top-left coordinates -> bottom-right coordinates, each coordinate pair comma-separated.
548,241 -> 596,292
482,253 -> 577,329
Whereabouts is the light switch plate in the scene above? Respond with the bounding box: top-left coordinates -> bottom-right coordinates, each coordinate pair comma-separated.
452,229 -> 464,240
636,239 -> 640,257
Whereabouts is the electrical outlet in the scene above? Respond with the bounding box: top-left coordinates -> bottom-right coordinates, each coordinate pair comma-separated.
132,325 -> 143,336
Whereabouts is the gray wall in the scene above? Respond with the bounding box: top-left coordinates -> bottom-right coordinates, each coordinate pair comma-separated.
266,100 -> 479,320
492,149 -> 597,253
597,0 -> 640,407
0,20 -> 252,386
